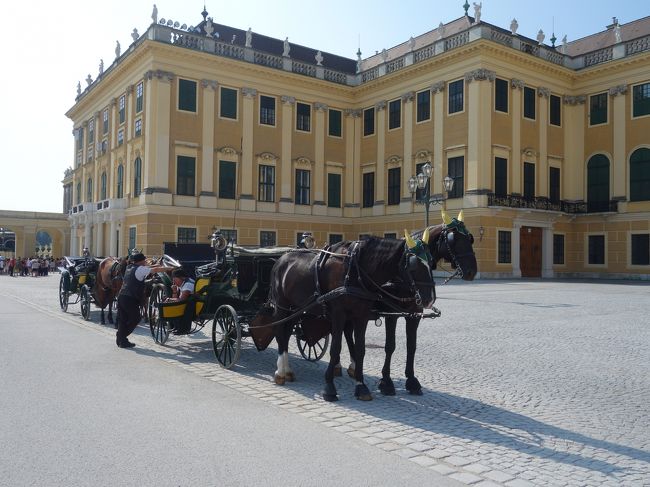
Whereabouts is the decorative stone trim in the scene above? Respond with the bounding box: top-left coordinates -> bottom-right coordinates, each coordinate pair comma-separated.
564,95 -> 586,105
511,78 -> 525,90
257,151 -> 278,161
281,95 -> 295,105
375,100 -> 387,111
126,84 -> 134,95
386,155 -> 402,165
294,156 -> 313,166
110,97 -> 117,107
401,91 -> 415,103
314,102 -> 328,112
414,149 -> 432,160
144,69 -> 174,81
201,79 -> 218,90
608,84 -> 628,97
242,87 -> 257,98
431,81 -> 445,94
464,68 -> 496,83
217,146 -> 240,156
345,109 -> 362,118
537,87 -> 551,98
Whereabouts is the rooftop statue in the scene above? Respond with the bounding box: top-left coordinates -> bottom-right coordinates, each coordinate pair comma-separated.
245,28 -> 252,48
151,4 -> 158,24
473,2 -> 482,23
283,37 -> 290,57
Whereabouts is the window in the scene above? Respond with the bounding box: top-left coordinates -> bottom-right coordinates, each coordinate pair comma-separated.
76,182 -> 81,204
633,82 -> 650,118
100,172 -> 107,200
631,234 -> 650,265
384,232 -> 397,239
498,231 -> 511,263
260,231 -> 276,247
177,227 -> 196,244
295,169 -> 310,205
218,161 -> 236,199
495,78 -> 508,113
178,78 -> 197,112
133,157 -> 142,197
329,234 -> 343,244
362,172 -> 374,208
260,95 -> 276,125
550,94 -> 561,126
414,162 -> 426,201
363,107 -> 375,136
117,129 -> 124,146
523,162 -> 535,200
220,87 -> 238,119
116,164 -> 124,198
328,109 -> 342,137
589,93 -> 607,125
103,109 -> 109,134
87,146 -> 93,162
524,86 -> 536,119
388,99 -> 401,129
416,90 -> 430,122
549,167 -> 560,203
134,119 -> 142,137
448,156 -> 464,199
101,140 -> 107,154
327,173 -> 341,208
136,82 -> 143,113
495,157 -> 507,197
76,127 -> 84,151
630,148 -> 650,202
119,95 -> 125,124
553,234 -> 565,265
297,102 -> 311,132
588,235 -> 605,265
86,178 -> 93,202
220,229 -> 237,244
258,165 -> 275,202
88,119 -> 94,144
128,227 -> 136,251
176,155 -> 195,196
448,80 -> 464,114
587,154 -> 610,212
387,167 -> 401,205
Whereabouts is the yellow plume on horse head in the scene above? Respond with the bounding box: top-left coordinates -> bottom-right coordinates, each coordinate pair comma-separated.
441,209 -> 464,224
404,229 -> 417,249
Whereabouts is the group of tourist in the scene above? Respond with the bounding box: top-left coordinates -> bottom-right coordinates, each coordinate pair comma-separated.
0,256 -> 63,277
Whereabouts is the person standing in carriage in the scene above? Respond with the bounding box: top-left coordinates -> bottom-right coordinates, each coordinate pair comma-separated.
116,252 -> 174,349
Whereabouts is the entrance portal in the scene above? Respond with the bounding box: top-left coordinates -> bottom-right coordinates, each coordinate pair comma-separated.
520,226 -> 542,278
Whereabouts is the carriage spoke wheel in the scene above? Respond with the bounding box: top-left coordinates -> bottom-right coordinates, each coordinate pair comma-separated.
148,284 -> 169,345
58,276 -> 69,312
296,326 -> 330,362
80,285 -> 91,321
212,305 -> 241,369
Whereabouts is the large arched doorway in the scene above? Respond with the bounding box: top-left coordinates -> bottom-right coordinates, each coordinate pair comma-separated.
630,147 -> 650,202
0,226 -> 16,257
587,154 -> 610,212
35,230 -> 53,257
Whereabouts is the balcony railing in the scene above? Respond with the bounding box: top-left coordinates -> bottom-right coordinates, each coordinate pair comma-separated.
487,193 -> 618,214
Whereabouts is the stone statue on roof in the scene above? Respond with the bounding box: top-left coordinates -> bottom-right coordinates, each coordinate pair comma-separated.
132,28 -> 139,42
510,19 -> 518,35
561,35 -> 568,53
473,2 -> 482,23
77,81 -> 81,96
438,22 -> 445,38
86,74 -> 93,86
115,40 -> 121,58
151,4 -> 158,24
408,36 -> 415,51
315,50 -> 323,66
99,59 -> 104,75
245,28 -> 252,48
614,22 -> 622,43
537,29 -> 545,46
283,37 -> 290,57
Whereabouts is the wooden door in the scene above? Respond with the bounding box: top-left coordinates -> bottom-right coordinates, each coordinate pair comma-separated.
520,227 -> 542,277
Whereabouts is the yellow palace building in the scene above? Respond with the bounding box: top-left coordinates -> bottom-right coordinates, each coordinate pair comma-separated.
64,6 -> 650,279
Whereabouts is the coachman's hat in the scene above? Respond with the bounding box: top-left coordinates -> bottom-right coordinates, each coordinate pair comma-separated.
130,252 -> 146,263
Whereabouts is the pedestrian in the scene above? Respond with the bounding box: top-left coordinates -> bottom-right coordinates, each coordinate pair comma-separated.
0,257 -> 4,275
115,253 -> 174,349
8,257 -> 15,277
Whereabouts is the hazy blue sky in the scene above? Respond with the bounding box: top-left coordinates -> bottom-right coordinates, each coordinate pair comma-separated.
0,0 -> 647,213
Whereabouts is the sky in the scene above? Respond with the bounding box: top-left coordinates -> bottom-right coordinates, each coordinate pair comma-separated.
0,0 -> 647,214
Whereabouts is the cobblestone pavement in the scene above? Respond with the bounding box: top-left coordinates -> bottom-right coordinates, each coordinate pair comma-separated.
4,275 -> 649,486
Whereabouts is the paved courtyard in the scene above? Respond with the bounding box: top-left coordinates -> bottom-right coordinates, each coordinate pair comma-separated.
3,275 -> 649,486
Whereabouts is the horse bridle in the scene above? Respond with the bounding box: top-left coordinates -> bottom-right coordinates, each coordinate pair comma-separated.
439,228 -> 475,281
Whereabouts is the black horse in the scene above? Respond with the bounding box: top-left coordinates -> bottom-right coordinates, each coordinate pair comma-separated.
265,235 -> 436,402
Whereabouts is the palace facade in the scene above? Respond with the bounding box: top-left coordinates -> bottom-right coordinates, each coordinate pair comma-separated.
64,7 -> 650,279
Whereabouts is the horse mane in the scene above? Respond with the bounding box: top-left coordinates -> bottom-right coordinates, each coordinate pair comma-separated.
412,224 -> 445,243
357,236 -> 405,277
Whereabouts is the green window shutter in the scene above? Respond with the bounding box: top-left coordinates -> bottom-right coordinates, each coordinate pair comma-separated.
495,157 -> 508,197
328,109 -> 342,137
587,155 -> 610,211
220,87 -> 237,119
327,173 -> 341,208
219,161 -> 236,199
178,79 -> 197,112
177,156 -> 196,196
630,148 -> 650,202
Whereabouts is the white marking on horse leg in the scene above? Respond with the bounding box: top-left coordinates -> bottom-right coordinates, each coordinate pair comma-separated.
284,352 -> 295,381
275,353 -> 286,384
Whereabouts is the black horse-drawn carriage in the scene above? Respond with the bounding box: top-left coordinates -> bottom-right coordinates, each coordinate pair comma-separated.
58,254 -> 100,320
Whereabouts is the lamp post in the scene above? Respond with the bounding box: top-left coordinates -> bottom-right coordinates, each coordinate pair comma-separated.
408,162 -> 454,228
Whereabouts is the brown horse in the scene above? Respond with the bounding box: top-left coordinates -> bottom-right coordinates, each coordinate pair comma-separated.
93,257 -> 127,325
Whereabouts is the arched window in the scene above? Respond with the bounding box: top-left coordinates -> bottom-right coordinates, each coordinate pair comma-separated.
133,157 -> 142,197
587,154 -> 610,212
76,182 -> 81,205
100,172 -> 107,200
116,164 -> 124,198
630,148 -> 650,202
86,178 -> 93,202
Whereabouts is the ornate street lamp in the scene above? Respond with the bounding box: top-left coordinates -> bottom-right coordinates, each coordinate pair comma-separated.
408,162 -> 454,227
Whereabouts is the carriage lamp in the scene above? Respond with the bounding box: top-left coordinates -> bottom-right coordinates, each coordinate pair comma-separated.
479,226 -> 485,241
408,162 -> 454,228
300,232 -> 315,249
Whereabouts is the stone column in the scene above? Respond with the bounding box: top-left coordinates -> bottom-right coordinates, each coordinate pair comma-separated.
240,87 -> 257,211
374,100 -> 387,215
343,109 -> 361,217
84,215 -> 93,252
542,226 -> 554,278
96,218 -> 104,256
279,95 -> 295,213
563,95 -> 586,200
313,102 -> 327,214
200,79 -> 218,208
109,220 -> 118,256
511,222 -> 521,278
511,79 -> 524,195
401,91 -> 415,207
70,222 -> 78,256
537,87 -> 550,197
610,85 -> 627,200
432,82 -> 445,197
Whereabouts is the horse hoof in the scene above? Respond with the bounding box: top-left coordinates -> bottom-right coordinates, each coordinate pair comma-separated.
274,374 -> 285,385
334,365 -> 342,377
285,371 -> 295,382
379,379 -> 396,396
322,393 -> 339,402
347,365 -> 355,379
406,377 -> 423,395
408,389 -> 423,396
354,384 -> 373,401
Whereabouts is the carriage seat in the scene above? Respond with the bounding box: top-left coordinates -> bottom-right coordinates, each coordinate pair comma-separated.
157,295 -> 200,335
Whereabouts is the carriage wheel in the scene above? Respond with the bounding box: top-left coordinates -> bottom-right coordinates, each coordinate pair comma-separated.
148,284 -> 169,345
58,276 -> 69,312
212,305 -> 241,369
296,328 -> 330,362
80,285 -> 91,321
